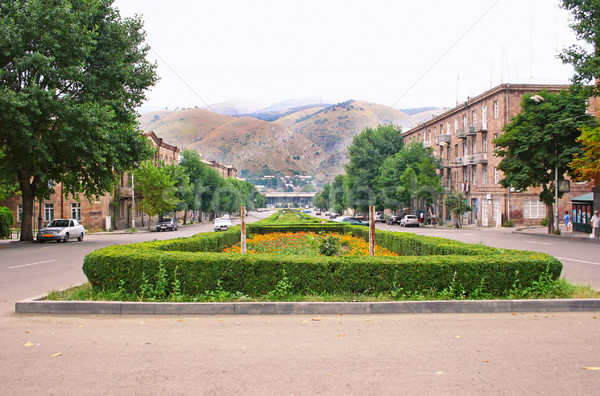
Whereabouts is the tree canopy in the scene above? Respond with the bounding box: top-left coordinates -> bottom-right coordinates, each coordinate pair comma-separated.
569,126 -> 600,184
0,0 -> 158,240
494,90 -> 597,232
344,124 -> 404,211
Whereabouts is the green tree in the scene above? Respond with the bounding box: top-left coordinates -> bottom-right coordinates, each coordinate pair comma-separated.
443,191 -> 472,228
494,90 -> 597,233
330,174 -> 347,214
0,0 -> 157,240
559,0 -> 600,97
345,124 -> 403,211
569,126 -> 600,184
179,150 -> 224,219
134,161 -> 178,228
377,141 -> 442,211
165,163 -> 193,223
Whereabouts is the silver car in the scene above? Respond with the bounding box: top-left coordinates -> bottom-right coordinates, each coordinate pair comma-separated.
37,219 -> 85,243
400,215 -> 420,227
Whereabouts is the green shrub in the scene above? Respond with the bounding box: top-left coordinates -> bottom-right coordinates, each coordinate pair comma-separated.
503,219 -> 514,228
0,207 -> 14,239
82,220 -> 562,299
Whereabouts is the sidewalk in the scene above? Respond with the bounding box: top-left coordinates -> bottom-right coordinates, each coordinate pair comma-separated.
512,224 -> 600,243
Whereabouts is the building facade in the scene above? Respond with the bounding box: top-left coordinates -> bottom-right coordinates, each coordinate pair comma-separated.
402,83 -> 594,227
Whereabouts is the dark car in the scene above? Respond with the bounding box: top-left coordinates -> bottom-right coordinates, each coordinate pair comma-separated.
386,214 -> 402,225
156,218 -> 178,231
335,216 -> 369,226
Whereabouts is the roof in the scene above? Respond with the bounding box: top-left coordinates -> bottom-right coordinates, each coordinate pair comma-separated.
570,193 -> 594,202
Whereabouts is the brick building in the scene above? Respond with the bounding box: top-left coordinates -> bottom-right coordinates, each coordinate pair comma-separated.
202,160 -> 237,178
2,131 -> 180,232
402,83 -> 595,227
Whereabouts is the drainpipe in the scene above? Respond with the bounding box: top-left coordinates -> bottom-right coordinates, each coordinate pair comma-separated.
506,84 -> 510,222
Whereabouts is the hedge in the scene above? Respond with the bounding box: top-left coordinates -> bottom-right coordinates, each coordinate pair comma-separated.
0,207 -> 14,239
82,224 -> 562,298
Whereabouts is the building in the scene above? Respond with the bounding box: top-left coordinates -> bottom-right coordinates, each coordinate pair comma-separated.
402,83 -> 594,227
202,160 -> 237,179
264,192 -> 316,208
2,131 -> 181,232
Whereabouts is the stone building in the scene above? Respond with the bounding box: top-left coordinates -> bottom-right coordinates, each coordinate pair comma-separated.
402,83 -> 595,227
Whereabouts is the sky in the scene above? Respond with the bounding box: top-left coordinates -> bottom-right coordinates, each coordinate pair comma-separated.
113,0 -> 581,113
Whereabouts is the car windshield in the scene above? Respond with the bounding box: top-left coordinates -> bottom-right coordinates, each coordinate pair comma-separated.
47,220 -> 69,227
160,219 -> 172,224
406,215 -> 417,219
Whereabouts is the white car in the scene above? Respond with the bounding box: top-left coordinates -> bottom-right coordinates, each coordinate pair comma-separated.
37,219 -> 85,243
400,214 -> 420,227
214,217 -> 232,231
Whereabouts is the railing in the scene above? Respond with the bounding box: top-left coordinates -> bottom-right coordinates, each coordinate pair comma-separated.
466,126 -> 477,136
473,121 -> 488,133
456,129 -> 467,139
435,134 -> 451,145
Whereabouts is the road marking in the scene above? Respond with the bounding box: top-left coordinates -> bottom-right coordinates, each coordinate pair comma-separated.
525,240 -> 553,246
9,259 -> 57,269
555,257 -> 600,266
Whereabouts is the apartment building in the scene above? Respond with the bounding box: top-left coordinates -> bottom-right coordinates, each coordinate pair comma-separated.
402,83 -> 594,227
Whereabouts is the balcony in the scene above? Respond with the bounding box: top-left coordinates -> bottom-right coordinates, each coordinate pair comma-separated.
473,152 -> 488,164
473,121 -> 488,133
466,126 -> 477,136
463,155 -> 476,165
435,134 -> 451,145
456,129 -> 467,139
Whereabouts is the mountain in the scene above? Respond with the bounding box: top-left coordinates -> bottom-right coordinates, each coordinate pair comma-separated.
138,109 -> 327,174
137,100 -> 435,180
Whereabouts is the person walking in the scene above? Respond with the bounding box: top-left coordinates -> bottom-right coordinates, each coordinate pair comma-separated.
563,211 -> 571,231
591,210 -> 600,238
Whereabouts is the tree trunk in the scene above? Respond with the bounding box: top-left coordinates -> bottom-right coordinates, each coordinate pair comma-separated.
546,203 -> 554,234
17,174 -> 36,241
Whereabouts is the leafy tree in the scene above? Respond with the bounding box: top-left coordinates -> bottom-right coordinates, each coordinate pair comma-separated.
165,163 -> 193,223
569,126 -> 600,183
330,174 -> 347,214
494,90 -> 597,233
377,141 -> 442,211
345,124 -> 403,211
0,0 -> 157,240
313,183 -> 330,210
559,0 -> 600,97
179,150 -> 224,219
443,191 -> 472,228
134,161 -> 178,228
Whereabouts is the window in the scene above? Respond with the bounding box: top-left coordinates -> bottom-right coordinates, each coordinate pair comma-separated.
523,200 -> 546,219
71,203 -> 82,221
494,167 -> 500,184
462,141 -> 467,156
44,204 -> 54,222
483,134 -> 488,152
482,167 -> 488,185
454,118 -> 458,134
482,105 -> 487,129
493,100 -> 499,118
18,204 -> 23,222
472,110 -> 477,125
463,114 -> 467,127
446,122 -> 450,135
472,167 -> 477,185
472,136 -> 477,154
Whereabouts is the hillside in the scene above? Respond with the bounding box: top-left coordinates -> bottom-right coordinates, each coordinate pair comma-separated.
138,109 -> 327,174
137,100 -> 436,180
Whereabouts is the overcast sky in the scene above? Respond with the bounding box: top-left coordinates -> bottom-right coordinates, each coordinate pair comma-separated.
113,0 -> 580,112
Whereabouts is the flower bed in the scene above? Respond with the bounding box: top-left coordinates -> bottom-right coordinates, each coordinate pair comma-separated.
224,231 -> 398,257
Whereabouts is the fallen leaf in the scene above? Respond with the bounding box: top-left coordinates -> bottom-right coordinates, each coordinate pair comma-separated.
177,319 -> 183,322
483,360 -> 489,363
456,336 -> 462,339
50,353 -> 62,358
336,314 -> 343,316
582,367 -> 600,370
593,316 -> 598,319
24,330 -> 30,334
301,320 -> 309,323
24,341 -> 34,347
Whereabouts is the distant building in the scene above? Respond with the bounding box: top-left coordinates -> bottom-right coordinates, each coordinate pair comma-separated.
402,83 -> 595,227
202,160 -> 237,178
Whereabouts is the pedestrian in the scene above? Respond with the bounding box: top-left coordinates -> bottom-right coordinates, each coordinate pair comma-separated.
563,211 -> 571,231
591,210 -> 600,238
419,212 -> 424,224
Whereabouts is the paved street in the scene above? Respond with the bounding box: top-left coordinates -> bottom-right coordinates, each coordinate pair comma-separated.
1,211 -> 600,395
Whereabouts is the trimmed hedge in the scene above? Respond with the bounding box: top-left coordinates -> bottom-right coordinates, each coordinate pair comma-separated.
0,207 -> 14,239
82,223 -> 562,298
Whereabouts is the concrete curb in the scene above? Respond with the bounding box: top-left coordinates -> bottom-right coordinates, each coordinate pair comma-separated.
512,229 -> 600,243
15,297 -> 600,315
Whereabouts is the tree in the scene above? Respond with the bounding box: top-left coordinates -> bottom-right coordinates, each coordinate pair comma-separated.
494,90 -> 597,233
443,191 -> 472,228
330,174 -> 347,214
569,126 -> 600,183
165,163 -> 193,224
559,0 -> 600,97
0,0 -> 158,240
134,161 -> 178,228
377,141 -> 442,211
179,150 -> 224,219
345,124 -> 403,211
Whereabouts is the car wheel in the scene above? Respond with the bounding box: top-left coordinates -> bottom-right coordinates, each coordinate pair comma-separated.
38,239 -> 45,243
78,233 -> 84,241
63,233 -> 69,243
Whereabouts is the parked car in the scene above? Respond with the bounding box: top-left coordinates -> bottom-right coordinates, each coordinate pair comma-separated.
400,214 -> 420,227
156,218 -> 178,231
214,217 -> 232,231
386,214 -> 402,225
374,212 -> 386,223
37,219 -> 85,243
354,213 -> 365,221
329,212 -> 338,219
334,216 -> 369,226
315,210 -> 321,215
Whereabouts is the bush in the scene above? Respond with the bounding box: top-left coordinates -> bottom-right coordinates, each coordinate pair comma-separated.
83,223 -> 562,299
503,219 -> 514,227
541,217 -> 549,226
0,207 -> 14,239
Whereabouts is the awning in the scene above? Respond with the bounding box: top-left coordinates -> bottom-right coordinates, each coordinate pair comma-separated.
570,192 -> 594,202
